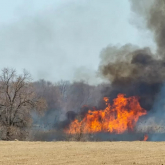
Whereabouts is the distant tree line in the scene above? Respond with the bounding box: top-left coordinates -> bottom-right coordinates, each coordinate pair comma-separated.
0,68 -> 109,141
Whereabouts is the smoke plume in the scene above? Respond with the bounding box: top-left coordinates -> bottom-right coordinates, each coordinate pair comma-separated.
99,0 -> 165,111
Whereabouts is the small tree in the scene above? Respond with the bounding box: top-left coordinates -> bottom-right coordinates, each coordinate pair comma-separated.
0,68 -> 47,140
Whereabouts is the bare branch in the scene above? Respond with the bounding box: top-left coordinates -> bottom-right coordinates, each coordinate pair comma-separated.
0,68 -> 47,140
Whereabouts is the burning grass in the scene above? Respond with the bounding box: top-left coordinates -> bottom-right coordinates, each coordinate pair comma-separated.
65,94 -> 147,135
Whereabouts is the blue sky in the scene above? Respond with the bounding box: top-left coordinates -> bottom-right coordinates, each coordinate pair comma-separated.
0,0 -> 154,84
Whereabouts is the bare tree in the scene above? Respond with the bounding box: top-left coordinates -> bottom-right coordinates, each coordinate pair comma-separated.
0,68 -> 47,140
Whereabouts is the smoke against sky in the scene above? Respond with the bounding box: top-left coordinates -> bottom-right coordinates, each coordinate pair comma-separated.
2,0 -> 165,141
0,0 -> 155,84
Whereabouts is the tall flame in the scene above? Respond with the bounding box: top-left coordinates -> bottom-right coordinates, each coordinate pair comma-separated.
65,94 -> 147,134
143,134 -> 148,141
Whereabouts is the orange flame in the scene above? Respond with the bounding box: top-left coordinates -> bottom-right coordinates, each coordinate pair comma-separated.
143,134 -> 148,141
65,94 -> 147,134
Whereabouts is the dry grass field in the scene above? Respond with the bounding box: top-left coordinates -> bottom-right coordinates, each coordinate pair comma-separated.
0,141 -> 165,165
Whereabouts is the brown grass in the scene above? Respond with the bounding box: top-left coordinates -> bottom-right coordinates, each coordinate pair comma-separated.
0,141 -> 165,165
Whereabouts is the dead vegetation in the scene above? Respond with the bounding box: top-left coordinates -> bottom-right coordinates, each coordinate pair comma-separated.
0,141 -> 164,165
0,68 -> 47,140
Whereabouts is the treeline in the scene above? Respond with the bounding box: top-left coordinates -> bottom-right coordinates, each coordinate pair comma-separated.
33,80 -> 107,130
0,68 -> 109,141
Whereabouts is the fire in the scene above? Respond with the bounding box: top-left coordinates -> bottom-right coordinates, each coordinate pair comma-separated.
65,94 -> 147,134
143,134 -> 148,141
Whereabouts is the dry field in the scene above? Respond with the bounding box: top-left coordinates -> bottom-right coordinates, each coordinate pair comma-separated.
0,141 -> 165,165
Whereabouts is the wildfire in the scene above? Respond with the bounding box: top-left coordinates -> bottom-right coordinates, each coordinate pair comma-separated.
65,94 -> 147,134
143,134 -> 148,141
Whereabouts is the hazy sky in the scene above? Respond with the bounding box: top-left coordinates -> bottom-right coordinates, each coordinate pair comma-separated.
0,0 -> 154,84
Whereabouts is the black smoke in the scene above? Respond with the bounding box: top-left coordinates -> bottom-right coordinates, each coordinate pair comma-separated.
99,0 -> 165,111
